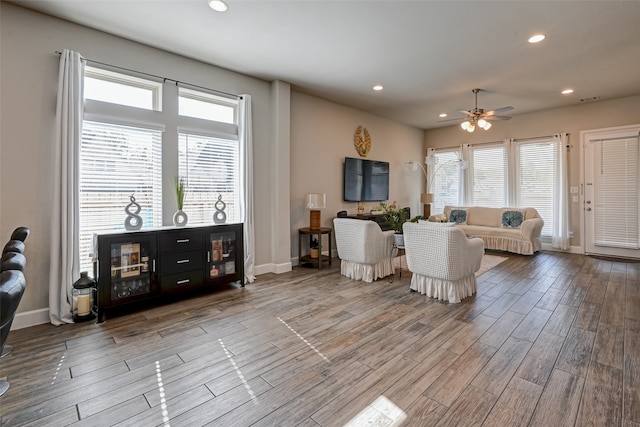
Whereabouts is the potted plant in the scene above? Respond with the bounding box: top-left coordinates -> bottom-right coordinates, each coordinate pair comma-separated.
381,202 -> 408,246
173,177 -> 187,227
310,238 -> 319,259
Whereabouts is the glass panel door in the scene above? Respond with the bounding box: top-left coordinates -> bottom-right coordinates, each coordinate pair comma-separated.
109,239 -> 154,300
208,231 -> 237,279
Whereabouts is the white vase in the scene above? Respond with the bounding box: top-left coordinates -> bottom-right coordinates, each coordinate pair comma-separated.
393,233 -> 404,247
173,210 -> 188,227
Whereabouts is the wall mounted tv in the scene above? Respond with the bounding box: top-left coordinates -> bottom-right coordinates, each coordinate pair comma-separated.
343,157 -> 389,202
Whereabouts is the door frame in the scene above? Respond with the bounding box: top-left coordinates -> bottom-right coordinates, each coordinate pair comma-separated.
580,124 -> 640,257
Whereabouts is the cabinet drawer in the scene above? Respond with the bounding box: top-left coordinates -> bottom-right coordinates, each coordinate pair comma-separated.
160,270 -> 204,292
161,250 -> 203,275
159,230 -> 203,252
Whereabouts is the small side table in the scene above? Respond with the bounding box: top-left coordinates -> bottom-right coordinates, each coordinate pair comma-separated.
390,243 -> 406,283
298,227 -> 333,270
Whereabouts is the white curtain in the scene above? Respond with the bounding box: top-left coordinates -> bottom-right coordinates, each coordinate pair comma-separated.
239,95 -> 256,283
49,49 -> 84,325
552,132 -> 571,250
460,144 -> 471,205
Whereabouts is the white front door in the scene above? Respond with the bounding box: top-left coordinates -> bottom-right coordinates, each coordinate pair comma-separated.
583,126 -> 640,259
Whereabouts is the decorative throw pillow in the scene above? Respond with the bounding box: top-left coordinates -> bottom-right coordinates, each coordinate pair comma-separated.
449,209 -> 467,225
501,209 -> 524,228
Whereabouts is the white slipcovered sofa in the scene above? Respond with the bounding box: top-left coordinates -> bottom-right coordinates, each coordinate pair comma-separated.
436,206 -> 544,255
333,218 -> 396,282
403,222 -> 485,303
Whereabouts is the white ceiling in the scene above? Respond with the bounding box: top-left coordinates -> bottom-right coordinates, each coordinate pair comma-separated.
10,0 -> 640,129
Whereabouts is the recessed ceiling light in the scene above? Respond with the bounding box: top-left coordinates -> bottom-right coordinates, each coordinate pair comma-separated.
439,113 -> 447,118
528,34 -> 546,43
373,85 -> 383,91
561,88 -> 574,95
208,0 -> 228,12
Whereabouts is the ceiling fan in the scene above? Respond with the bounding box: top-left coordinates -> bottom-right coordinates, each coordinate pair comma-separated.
443,88 -> 513,132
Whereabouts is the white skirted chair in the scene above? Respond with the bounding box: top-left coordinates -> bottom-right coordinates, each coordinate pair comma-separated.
403,222 -> 485,303
333,218 -> 396,282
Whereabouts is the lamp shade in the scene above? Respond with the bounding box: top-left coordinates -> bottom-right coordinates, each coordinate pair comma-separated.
306,193 -> 326,210
420,193 -> 433,204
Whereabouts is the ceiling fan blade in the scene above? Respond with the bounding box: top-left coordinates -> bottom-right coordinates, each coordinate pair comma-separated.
484,115 -> 511,121
458,110 -> 476,117
483,106 -> 513,116
437,117 -> 464,123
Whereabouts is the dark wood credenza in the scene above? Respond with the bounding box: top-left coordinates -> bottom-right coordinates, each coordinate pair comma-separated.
93,223 -> 243,322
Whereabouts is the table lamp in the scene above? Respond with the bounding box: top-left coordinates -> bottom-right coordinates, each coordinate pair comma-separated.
421,193 -> 433,218
306,193 -> 326,230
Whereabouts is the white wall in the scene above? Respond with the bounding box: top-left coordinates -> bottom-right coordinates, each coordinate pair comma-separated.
290,91 -> 424,261
424,94 -> 640,248
0,4 -> 274,323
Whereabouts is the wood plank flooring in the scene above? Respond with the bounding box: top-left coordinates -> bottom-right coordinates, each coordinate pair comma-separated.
1,251 -> 639,426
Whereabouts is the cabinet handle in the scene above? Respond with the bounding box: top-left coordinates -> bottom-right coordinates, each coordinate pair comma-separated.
207,251 -> 211,262
176,259 -> 190,264
176,239 -> 190,243
176,279 -> 190,285
152,259 -> 156,273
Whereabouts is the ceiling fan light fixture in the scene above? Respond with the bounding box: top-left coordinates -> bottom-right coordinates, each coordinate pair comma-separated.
478,119 -> 491,130
208,0 -> 228,12
461,121 -> 471,131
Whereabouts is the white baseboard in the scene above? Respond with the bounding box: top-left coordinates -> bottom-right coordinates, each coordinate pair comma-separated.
254,261 -> 292,275
541,244 -> 583,254
11,308 -> 49,330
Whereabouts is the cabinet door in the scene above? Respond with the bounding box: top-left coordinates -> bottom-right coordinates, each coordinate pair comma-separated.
206,224 -> 243,285
98,233 -> 157,308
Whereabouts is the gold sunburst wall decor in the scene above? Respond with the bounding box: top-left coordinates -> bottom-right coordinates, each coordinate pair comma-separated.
353,125 -> 372,157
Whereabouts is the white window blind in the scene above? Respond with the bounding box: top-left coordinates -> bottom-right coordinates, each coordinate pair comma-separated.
593,136 -> 639,249
470,145 -> 506,207
517,141 -> 557,236
79,121 -> 163,272
431,150 -> 462,214
178,133 -> 240,225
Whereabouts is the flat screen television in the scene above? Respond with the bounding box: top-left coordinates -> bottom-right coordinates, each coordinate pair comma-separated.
343,157 -> 389,202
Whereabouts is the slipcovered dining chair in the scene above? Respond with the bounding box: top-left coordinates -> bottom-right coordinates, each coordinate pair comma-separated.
333,218 -> 396,282
403,222 -> 484,303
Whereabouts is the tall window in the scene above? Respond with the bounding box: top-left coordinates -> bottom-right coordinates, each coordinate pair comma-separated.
469,144 -> 506,207
432,137 -> 564,241
80,68 -> 240,274
79,122 -> 163,272
516,139 -> 557,236
178,133 -> 240,224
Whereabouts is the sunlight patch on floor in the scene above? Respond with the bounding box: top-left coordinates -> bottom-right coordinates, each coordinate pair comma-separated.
51,352 -> 66,385
277,317 -> 330,363
218,338 -> 259,405
344,395 -> 407,427
155,361 -> 171,426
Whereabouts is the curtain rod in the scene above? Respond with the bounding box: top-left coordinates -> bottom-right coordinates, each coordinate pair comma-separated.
430,133 -> 571,152
55,51 -> 241,100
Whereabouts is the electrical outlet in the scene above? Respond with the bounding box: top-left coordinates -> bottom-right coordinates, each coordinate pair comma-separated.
572,196 -> 579,203
570,187 -> 578,193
